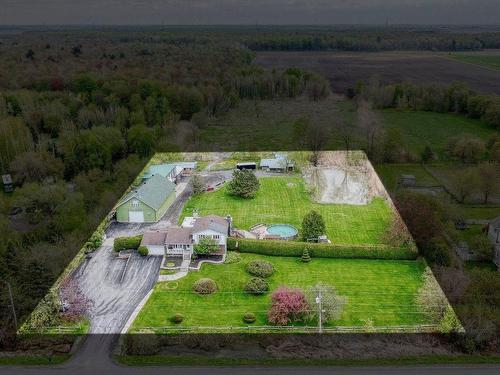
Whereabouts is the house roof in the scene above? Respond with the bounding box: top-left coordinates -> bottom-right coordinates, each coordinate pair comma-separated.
141,231 -> 167,246
143,162 -> 197,179
165,227 -> 193,244
192,215 -> 229,234
118,174 -> 175,211
260,158 -> 286,169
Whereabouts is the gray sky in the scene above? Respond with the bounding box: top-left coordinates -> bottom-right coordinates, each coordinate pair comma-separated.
0,0 -> 499,25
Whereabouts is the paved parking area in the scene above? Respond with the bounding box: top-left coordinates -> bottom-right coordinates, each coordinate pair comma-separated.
74,246 -> 162,334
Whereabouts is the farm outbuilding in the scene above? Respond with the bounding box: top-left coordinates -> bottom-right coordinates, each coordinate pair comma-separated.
115,174 -> 176,223
142,162 -> 197,183
236,162 -> 256,170
260,154 -> 294,172
2,174 -> 13,193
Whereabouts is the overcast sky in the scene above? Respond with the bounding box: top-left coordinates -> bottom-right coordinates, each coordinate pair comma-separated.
1,0 -> 499,25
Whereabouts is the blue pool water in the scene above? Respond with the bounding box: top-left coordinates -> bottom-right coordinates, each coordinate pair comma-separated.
267,224 -> 298,239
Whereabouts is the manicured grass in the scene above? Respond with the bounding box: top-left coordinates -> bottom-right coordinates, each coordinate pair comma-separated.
131,253 -> 431,332
0,355 -> 70,365
382,110 -> 496,159
181,176 -> 394,245
451,54 -> 500,70
375,163 -> 439,192
117,354 -> 500,366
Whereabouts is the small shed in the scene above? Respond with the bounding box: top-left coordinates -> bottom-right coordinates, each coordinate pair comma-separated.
236,162 -> 256,170
400,174 -> 416,187
2,174 -> 13,193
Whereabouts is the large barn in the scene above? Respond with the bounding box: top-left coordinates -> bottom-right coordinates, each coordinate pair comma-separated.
115,174 -> 176,223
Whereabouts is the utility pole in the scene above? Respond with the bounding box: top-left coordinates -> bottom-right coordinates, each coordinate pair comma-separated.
4,281 -> 18,331
315,290 -> 323,334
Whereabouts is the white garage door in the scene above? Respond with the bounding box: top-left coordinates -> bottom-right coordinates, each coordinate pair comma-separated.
128,211 -> 144,223
147,245 -> 164,256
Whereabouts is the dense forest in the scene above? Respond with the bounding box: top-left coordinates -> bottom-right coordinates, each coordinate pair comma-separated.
0,29 -> 331,343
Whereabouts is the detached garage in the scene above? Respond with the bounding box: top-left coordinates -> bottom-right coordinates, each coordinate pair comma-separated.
115,174 -> 176,223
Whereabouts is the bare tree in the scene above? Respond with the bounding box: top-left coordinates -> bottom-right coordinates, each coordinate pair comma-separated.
355,99 -> 381,157
475,163 -> 500,204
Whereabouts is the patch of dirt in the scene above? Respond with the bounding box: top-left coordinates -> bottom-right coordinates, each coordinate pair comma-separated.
255,51 -> 500,94
302,151 -> 378,205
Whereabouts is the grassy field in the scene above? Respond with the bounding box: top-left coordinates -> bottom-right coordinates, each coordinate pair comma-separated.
131,253 -> 431,331
382,110 -> 496,160
375,164 -> 439,191
199,96 -> 356,151
451,54 -> 500,70
117,354 -> 500,366
181,176 -> 394,245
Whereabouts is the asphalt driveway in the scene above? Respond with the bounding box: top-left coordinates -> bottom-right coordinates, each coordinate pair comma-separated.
74,245 -> 161,334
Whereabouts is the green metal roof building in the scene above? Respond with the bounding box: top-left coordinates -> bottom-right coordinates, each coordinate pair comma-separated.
115,174 -> 176,223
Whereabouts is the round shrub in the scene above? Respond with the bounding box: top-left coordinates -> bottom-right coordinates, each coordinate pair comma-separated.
224,251 -> 241,264
193,278 -> 217,295
244,277 -> 269,295
170,313 -> 184,324
246,260 -> 274,278
243,312 -> 256,324
137,246 -> 149,256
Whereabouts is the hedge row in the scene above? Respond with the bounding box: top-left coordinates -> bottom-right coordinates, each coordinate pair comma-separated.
114,235 -> 143,252
227,238 -> 417,260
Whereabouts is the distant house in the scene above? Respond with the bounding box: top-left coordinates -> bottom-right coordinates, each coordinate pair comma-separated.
260,154 -> 294,172
2,174 -> 13,193
488,216 -> 500,269
142,162 -> 197,183
140,215 -> 230,257
115,174 -> 176,223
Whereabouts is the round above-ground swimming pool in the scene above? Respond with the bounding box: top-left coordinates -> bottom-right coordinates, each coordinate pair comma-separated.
266,224 -> 299,240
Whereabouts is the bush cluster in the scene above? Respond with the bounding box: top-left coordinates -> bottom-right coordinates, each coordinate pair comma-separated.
170,313 -> 184,324
113,235 -> 143,252
228,238 -> 417,260
137,246 -> 149,256
246,260 -> 275,278
244,277 -> 269,295
193,278 -> 217,295
243,312 -> 256,324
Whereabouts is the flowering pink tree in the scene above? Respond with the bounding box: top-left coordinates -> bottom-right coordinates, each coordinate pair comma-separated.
59,277 -> 92,322
268,286 -> 309,325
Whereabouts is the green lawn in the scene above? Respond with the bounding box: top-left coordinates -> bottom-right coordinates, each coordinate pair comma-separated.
451,54 -> 500,70
181,176 -> 394,246
375,163 -> 439,192
131,253 -> 431,332
382,110 -> 496,160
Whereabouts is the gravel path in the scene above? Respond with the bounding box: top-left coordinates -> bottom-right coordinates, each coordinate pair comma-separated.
74,246 -> 161,334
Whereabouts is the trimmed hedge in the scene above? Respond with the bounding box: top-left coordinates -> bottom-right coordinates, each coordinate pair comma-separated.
227,237 -> 417,260
114,235 -> 143,252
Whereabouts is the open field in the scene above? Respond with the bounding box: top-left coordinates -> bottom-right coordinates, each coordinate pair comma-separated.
199,96 -> 355,151
181,176 -> 394,245
381,110 -> 496,159
131,253 -> 431,331
254,51 -> 500,94
374,163 -> 500,220
197,95 -> 495,159
450,54 -> 500,70
375,164 -> 439,191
